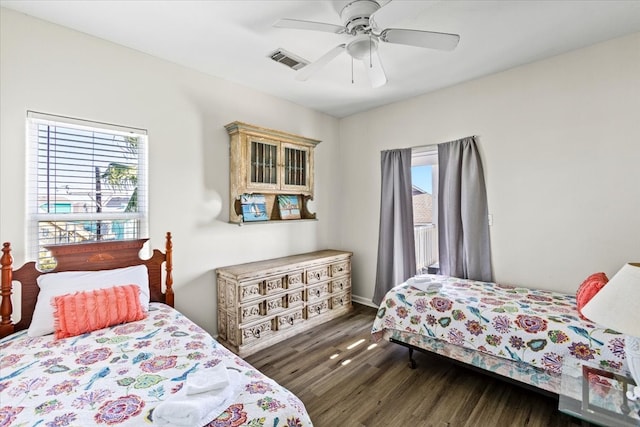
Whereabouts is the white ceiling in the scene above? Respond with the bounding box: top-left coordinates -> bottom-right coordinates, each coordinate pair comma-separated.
2,0 -> 640,118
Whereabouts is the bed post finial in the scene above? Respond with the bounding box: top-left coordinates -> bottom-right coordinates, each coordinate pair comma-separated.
1,242 -> 15,337
165,232 -> 174,307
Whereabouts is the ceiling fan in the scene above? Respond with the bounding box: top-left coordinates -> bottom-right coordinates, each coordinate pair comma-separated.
273,0 -> 460,88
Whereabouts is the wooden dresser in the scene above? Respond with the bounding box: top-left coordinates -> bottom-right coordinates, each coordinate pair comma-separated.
216,250 -> 352,356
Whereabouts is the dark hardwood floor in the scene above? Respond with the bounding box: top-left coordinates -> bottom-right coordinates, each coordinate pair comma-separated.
245,303 -> 585,427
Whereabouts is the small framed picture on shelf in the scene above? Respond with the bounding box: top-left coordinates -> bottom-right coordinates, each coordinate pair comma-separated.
240,194 -> 268,222
277,195 -> 301,220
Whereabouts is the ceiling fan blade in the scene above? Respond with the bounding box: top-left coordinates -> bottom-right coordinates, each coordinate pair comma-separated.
380,28 -> 460,51
366,50 -> 387,88
273,18 -> 345,34
296,44 -> 346,81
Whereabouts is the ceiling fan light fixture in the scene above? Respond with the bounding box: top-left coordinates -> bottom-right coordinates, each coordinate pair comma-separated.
347,34 -> 377,60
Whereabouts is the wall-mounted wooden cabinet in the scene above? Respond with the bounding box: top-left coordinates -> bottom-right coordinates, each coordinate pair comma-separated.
225,122 -> 320,224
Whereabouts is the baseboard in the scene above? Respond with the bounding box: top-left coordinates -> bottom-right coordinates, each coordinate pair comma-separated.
351,294 -> 378,308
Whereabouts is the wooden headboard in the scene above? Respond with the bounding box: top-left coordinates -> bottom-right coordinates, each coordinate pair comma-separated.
0,232 -> 173,338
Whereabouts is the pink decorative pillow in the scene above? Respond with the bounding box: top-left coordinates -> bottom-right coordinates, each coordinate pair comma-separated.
576,272 -> 608,319
52,284 -> 147,339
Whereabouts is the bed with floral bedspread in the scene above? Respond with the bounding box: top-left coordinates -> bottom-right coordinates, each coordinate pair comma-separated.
371,275 -> 627,395
0,303 -> 312,427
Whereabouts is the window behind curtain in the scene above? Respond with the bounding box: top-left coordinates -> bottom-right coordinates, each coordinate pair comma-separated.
27,112 -> 148,269
411,146 -> 439,274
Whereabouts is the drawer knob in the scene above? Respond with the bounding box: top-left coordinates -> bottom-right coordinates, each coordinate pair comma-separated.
289,317 -> 294,325
316,306 -> 321,314
252,329 -> 261,339
315,289 -> 321,297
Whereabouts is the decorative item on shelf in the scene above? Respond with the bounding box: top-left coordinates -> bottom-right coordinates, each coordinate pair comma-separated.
582,262 -> 640,402
277,195 -> 301,220
240,194 -> 268,222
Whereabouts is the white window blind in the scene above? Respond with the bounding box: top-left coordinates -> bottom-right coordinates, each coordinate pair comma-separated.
27,112 -> 148,268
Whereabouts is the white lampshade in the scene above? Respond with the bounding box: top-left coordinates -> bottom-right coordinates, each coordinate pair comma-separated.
581,263 -> 640,337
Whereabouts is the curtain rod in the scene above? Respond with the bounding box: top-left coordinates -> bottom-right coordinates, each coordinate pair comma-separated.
409,143 -> 438,151
409,135 -> 479,150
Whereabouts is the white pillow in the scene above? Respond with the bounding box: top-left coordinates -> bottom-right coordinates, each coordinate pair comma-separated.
28,264 -> 150,337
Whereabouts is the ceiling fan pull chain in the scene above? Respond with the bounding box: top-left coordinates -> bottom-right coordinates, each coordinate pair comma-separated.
369,35 -> 373,68
351,56 -> 354,84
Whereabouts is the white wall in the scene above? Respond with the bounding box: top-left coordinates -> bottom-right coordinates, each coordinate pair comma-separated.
3,8 -> 639,332
0,8 -> 342,334
340,32 -> 640,300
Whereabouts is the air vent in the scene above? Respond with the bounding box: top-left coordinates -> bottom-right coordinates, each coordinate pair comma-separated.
268,49 -> 309,71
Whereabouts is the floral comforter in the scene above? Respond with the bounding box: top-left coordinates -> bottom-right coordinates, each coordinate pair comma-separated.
371,275 -> 627,391
0,303 -> 312,426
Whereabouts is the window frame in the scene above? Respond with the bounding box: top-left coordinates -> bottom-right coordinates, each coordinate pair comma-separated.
26,111 -> 149,266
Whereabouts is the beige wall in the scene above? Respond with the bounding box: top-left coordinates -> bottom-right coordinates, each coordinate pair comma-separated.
0,8 -> 342,334
340,32 -> 640,301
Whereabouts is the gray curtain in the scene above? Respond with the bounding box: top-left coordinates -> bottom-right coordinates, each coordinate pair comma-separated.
373,149 -> 416,305
438,137 -> 492,281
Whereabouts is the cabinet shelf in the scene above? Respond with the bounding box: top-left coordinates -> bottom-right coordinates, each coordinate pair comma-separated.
230,218 -> 318,226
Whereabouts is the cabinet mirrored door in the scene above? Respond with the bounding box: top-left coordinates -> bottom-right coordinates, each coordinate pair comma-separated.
281,143 -> 311,192
249,139 -> 279,189
284,146 -> 306,186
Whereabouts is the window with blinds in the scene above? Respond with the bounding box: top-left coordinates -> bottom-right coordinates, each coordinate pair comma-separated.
27,112 -> 148,269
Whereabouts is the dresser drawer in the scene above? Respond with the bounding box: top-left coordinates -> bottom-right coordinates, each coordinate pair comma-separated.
287,270 -> 304,289
306,298 -> 330,318
238,279 -> 263,302
240,319 -> 274,346
264,295 -> 286,315
276,308 -> 305,331
331,260 -> 350,277
239,300 -> 263,323
331,292 -> 351,309
264,276 -> 285,295
331,277 -> 351,293
306,282 -> 330,302
306,265 -> 329,284
286,289 -> 304,308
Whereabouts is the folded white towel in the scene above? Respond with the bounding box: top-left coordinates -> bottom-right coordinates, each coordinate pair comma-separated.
185,363 -> 230,395
407,276 -> 443,293
153,368 -> 240,427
